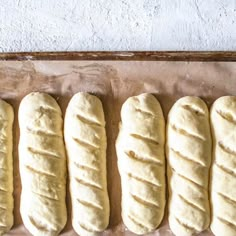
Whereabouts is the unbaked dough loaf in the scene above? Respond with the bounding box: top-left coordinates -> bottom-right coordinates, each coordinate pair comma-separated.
166,96 -> 211,236
210,96 -> 236,236
0,100 -> 14,236
18,92 -> 67,236
64,92 -> 109,235
116,93 -> 166,235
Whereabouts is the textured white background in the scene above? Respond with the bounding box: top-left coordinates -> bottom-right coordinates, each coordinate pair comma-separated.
0,0 -> 236,52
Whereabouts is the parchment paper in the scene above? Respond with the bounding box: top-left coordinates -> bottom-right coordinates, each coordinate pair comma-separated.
0,60 -> 235,236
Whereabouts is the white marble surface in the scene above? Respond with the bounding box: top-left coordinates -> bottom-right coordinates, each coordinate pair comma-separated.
0,0 -> 236,52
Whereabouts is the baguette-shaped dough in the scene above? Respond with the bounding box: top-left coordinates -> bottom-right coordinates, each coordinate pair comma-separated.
0,100 -> 14,235
116,93 -> 166,235
18,92 -> 67,236
210,96 -> 236,236
64,92 -> 109,235
166,96 -> 211,236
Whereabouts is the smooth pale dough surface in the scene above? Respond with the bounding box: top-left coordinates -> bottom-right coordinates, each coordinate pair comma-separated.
166,96 -> 211,236
0,100 -> 14,235
18,92 -> 67,236
116,93 -> 166,235
210,96 -> 236,236
64,92 -> 109,235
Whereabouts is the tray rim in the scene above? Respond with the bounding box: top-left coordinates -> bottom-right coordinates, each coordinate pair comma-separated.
0,51 -> 236,61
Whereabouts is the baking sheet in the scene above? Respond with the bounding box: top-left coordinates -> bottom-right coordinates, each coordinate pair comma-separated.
0,60 -> 235,236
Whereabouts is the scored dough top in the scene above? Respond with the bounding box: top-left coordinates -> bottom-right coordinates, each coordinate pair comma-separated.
117,93 -> 166,235
64,92 -> 110,235
18,92 -> 67,236
211,95 -> 236,143
19,92 -> 63,135
168,96 -> 211,169
167,96 -> 211,236
121,93 -> 165,145
0,99 -> 14,236
66,92 -> 105,126
210,96 -> 236,236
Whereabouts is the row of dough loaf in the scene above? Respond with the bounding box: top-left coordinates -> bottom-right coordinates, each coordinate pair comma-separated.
18,92 -> 109,236
116,94 -> 236,236
0,92 -> 235,236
